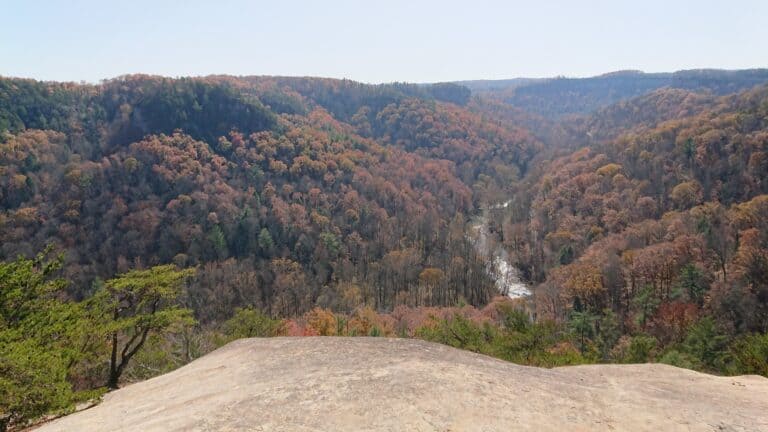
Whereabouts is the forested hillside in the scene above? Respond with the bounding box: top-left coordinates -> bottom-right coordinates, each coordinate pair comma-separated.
487,82 -> 768,373
0,75 -> 541,318
2,71 -> 768,430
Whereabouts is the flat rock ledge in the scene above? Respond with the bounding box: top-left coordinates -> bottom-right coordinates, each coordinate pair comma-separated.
36,337 -> 768,432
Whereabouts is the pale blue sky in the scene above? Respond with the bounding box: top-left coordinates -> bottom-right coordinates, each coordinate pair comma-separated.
2,0 -> 766,83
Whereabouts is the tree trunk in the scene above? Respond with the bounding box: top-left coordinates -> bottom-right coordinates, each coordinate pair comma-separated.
107,369 -> 120,390
0,413 -> 10,432
108,331 -> 119,389
721,260 -> 727,284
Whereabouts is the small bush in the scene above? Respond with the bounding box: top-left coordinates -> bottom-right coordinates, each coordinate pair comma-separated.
221,307 -> 286,341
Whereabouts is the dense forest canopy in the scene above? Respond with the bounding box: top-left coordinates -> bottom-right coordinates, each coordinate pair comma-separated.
1,75 -> 531,317
2,69 -> 768,429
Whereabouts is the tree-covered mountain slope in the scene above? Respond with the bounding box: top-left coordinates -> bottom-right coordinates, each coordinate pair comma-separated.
0,75 -> 539,317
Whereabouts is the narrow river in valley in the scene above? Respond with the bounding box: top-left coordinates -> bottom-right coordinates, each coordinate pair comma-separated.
468,201 -> 531,299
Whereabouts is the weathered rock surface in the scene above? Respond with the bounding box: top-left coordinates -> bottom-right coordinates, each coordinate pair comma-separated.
36,337 -> 768,432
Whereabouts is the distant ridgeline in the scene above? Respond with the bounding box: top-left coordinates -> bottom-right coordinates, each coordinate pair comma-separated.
0,76 -> 470,144
462,69 -> 768,118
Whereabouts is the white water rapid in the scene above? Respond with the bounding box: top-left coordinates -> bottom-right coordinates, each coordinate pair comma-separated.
468,201 -> 531,299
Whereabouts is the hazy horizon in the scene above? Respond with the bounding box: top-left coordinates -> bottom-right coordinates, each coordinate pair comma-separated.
2,0 -> 767,83
5,67 -> 768,86
0,70 -> 577,84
